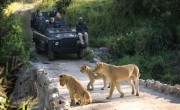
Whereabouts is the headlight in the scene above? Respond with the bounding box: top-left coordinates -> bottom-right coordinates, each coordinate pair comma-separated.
54,41 -> 59,46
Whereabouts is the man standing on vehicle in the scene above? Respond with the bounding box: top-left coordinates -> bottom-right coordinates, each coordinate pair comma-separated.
76,17 -> 88,47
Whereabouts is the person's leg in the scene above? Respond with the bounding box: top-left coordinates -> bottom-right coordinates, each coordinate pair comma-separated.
78,33 -> 84,45
84,32 -> 88,45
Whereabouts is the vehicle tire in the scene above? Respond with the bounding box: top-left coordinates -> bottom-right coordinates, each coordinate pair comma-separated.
77,50 -> 84,59
47,48 -> 54,61
35,43 -> 41,54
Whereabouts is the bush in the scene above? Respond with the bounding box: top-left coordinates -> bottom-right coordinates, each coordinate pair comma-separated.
150,62 -> 165,80
0,14 -> 29,65
146,52 -> 175,81
107,33 -> 136,58
90,37 -> 107,48
170,75 -> 180,85
162,73 -> 171,84
34,0 -> 56,11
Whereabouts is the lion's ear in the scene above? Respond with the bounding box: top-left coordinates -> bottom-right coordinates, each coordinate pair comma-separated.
59,75 -> 63,78
97,61 -> 101,65
81,65 -> 86,68
100,62 -> 104,67
97,62 -> 103,66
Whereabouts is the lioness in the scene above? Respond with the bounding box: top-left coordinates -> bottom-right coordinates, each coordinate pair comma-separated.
59,73 -> 109,106
80,65 -> 108,90
93,62 -> 140,99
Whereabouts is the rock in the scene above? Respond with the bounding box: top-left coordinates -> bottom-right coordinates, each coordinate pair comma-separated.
92,47 -> 113,63
139,79 -> 145,85
174,84 -> 180,89
10,62 -> 70,110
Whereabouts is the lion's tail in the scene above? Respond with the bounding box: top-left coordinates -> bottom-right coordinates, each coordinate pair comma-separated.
92,99 -> 110,103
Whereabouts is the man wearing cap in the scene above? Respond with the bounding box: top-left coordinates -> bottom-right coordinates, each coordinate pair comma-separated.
76,17 -> 88,47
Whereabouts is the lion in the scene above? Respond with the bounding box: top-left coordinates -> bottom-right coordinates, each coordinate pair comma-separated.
59,73 -> 109,106
93,62 -> 140,99
80,65 -> 109,91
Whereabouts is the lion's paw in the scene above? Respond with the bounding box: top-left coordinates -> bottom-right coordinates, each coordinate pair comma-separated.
106,96 -> 111,99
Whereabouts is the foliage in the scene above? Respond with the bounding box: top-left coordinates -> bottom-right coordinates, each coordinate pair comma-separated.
34,0 -> 56,11
149,56 -> 166,80
0,0 -> 13,31
0,0 -> 13,8
0,14 -> 29,65
55,0 -> 72,14
170,75 -> 180,85
0,82 -> 8,110
18,97 -> 38,110
0,68 -> 17,110
0,81 -> 37,110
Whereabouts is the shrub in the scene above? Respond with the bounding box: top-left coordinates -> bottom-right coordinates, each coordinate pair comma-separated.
0,14 -> 29,65
170,75 -> 180,85
162,73 -> 171,84
107,32 -> 136,58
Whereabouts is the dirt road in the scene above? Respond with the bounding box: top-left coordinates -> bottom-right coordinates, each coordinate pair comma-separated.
30,50 -> 180,110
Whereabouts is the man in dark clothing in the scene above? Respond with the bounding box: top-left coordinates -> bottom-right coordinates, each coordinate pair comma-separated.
76,17 -> 88,46
36,12 -> 45,31
48,17 -> 57,28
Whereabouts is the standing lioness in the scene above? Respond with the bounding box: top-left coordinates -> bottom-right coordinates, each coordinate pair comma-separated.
80,65 -> 108,90
93,62 -> 140,99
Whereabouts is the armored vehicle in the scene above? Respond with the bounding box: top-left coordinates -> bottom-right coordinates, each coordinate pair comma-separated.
31,11 -> 86,61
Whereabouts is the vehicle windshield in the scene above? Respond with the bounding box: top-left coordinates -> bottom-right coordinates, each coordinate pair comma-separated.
46,28 -> 76,33
48,33 -> 77,38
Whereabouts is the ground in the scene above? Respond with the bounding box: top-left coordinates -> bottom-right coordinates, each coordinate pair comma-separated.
31,50 -> 180,110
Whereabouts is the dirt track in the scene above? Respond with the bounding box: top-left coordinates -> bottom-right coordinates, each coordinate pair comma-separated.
31,50 -> 180,110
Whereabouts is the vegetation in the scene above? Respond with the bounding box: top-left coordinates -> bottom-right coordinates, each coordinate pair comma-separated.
55,0 -> 180,84
0,1 -> 37,109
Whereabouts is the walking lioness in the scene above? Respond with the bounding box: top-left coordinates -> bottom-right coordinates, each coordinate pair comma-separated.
59,73 -> 109,106
93,62 -> 140,99
80,65 -> 108,90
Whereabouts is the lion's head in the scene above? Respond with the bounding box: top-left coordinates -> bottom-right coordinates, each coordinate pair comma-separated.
59,74 -> 68,86
93,62 -> 104,73
80,65 -> 88,73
